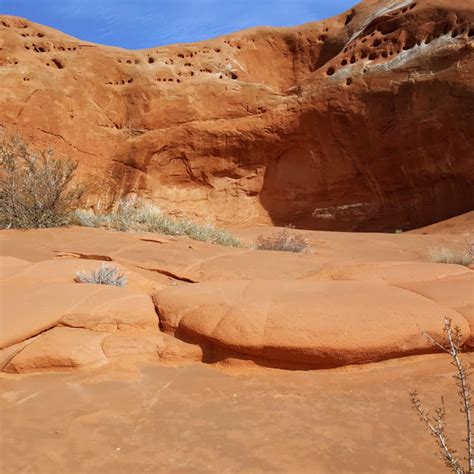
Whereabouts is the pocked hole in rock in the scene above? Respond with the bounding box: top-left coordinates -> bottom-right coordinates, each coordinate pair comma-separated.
326,67 -> 335,76
350,55 -> 356,64
51,58 -> 64,69
341,59 -> 348,66
372,38 -> 382,47
346,77 -> 352,86
368,52 -> 377,60
231,73 -> 238,80
469,26 -> 474,37
344,10 -> 355,26
148,57 -> 154,64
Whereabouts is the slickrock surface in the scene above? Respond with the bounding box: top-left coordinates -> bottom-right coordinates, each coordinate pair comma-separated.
1,355 -> 472,473
1,221 -> 472,372
1,0 -> 473,230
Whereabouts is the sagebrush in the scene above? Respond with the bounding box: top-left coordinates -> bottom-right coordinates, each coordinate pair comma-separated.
255,226 -> 310,253
74,263 -> 127,287
0,134 -> 83,229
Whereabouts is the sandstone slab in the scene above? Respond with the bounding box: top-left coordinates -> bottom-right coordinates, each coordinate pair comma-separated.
6,327 -> 107,373
0,281 -> 157,349
154,280 -> 469,367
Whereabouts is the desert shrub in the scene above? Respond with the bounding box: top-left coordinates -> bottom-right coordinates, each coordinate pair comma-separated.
410,318 -> 472,474
0,134 -> 82,229
72,197 -> 243,247
74,263 -> 127,287
255,227 -> 310,253
428,235 -> 473,266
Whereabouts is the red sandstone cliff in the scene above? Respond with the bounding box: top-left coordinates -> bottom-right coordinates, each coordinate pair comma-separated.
0,0 -> 473,230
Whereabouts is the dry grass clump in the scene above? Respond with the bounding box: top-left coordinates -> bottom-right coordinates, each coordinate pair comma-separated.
74,263 -> 127,287
0,134 -> 83,229
428,235 -> 474,266
72,197 -> 243,248
255,226 -> 310,253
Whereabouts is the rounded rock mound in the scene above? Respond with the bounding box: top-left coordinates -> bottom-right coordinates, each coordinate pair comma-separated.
154,280 -> 470,368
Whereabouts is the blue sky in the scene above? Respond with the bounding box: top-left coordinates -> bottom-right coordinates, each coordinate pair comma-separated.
0,0 -> 355,50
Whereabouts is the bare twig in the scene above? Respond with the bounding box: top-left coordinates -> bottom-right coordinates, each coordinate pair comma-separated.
410,390 -> 463,473
410,317 -> 472,473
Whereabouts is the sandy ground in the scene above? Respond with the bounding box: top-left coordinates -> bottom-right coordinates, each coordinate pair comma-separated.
1,353 -> 469,473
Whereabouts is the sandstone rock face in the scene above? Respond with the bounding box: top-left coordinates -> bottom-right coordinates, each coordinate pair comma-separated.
1,0 -> 473,231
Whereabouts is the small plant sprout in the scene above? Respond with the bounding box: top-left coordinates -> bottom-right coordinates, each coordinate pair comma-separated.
74,263 -> 127,287
410,317 -> 472,474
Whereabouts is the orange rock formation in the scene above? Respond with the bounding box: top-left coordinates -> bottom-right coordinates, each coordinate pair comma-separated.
0,0 -> 473,231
